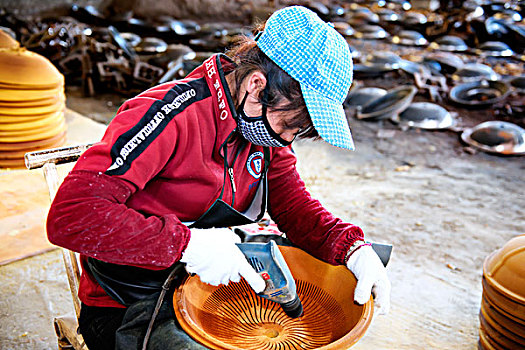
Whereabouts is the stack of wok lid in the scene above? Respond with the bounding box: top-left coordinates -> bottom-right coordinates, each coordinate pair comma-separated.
0,44 -> 66,169
480,234 -> 525,349
0,28 -> 19,49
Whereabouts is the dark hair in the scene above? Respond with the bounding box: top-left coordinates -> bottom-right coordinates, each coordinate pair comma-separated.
226,36 -> 318,139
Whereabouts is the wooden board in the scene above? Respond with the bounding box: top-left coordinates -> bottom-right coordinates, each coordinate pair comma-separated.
0,169 -> 56,265
0,108 -> 107,265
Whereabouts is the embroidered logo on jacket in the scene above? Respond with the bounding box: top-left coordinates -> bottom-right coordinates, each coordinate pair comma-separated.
247,151 -> 263,179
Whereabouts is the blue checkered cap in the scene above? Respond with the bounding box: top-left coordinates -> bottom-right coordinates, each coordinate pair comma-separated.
257,6 -> 354,150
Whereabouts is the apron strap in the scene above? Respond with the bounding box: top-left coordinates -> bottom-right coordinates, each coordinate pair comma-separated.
263,147 -> 270,173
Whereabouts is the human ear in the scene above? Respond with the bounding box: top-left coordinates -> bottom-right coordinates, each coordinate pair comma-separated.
246,71 -> 267,97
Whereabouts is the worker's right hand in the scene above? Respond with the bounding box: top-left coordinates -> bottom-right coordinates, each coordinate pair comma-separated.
180,228 -> 266,293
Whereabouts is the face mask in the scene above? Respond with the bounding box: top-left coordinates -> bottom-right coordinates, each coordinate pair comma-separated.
235,91 -> 293,148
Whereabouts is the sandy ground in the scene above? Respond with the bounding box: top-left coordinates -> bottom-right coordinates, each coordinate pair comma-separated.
0,86 -> 524,350
293,122 -> 524,349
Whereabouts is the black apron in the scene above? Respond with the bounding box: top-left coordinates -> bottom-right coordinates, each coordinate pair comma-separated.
86,146 -> 271,306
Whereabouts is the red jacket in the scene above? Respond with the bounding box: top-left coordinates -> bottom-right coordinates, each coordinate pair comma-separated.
47,54 -> 364,308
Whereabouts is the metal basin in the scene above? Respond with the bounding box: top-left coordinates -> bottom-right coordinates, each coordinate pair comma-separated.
402,12 -> 428,25
449,80 -> 510,107
357,86 -> 418,120
333,22 -> 355,37
461,121 -> 525,155
391,30 -> 429,46
475,41 -> 514,57
352,63 -> 396,78
363,51 -> 402,69
398,60 -> 431,76
392,102 -> 455,129
377,9 -> 400,22
451,63 -> 499,82
354,25 -> 389,40
430,35 -> 469,52
348,10 -> 380,25
423,52 -> 464,74
345,87 -> 388,109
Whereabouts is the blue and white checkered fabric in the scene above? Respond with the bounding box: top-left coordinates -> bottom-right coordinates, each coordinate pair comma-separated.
257,6 -> 355,150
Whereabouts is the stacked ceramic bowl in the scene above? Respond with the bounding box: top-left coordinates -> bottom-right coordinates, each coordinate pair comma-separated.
480,235 -> 525,349
0,46 -> 66,169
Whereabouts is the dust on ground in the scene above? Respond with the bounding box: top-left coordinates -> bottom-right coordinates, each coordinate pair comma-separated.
0,86 -> 524,349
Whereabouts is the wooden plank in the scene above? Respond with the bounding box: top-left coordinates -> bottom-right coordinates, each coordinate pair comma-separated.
0,108 -> 107,266
0,169 -> 55,266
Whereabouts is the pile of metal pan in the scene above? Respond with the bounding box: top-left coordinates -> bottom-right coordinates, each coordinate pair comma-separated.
480,234 -> 525,349
0,41 -> 66,168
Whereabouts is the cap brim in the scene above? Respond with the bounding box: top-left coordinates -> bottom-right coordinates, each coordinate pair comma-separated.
301,83 -> 355,150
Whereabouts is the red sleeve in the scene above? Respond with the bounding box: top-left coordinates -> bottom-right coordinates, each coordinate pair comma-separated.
47,170 -> 190,269
73,93 -> 181,190
267,146 -> 364,265
46,94 -> 191,269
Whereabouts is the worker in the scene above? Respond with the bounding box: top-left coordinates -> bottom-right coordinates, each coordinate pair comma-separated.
47,6 -> 390,350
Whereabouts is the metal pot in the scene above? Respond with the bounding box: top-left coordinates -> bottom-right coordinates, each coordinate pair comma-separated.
451,63 -> 499,83
333,22 -> 355,37
423,52 -> 464,75
357,86 -> 418,120
348,9 -> 380,25
449,80 -> 510,107
402,12 -> 428,26
398,59 -> 431,76
475,41 -> 514,57
354,25 -> 389,40
461,121 -> 525,155
430,35 -> 469,52
377,9 -> 400,22
391,30 -> 428,46
363,51 -> 402,69
345,87 -> 388,109
391,102 -> 455,130
352,63 -> 396,78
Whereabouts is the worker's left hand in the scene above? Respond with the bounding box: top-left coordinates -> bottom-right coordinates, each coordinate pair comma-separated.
346,244 -> 391,315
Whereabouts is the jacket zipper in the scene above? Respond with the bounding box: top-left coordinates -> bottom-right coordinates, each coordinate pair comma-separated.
228,167 -> 236,193
228,143 -> 245,207
220,131 -> 245,207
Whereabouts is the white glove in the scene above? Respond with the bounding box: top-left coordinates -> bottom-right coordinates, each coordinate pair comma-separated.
180,228 -> 265,293
346,244 -> 391,315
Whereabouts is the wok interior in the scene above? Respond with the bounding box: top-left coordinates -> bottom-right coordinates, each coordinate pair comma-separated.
362,89 -> 412,113
174,246 -> 372,350
471,128 -> 515,146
